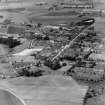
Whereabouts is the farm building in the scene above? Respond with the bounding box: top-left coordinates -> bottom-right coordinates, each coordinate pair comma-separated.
7,24 -> 25,34
60,0 -> 94,8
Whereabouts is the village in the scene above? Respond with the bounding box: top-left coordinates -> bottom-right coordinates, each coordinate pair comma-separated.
0,0 -> 105,105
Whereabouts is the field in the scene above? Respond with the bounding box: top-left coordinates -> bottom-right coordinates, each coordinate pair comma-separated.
0,75 -> 88,105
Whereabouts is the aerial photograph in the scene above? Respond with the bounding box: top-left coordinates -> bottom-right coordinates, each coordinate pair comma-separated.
1,0 -> 105,105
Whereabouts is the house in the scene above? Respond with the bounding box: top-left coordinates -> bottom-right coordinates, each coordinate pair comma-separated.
61,0 -> 94,8
7,24 -> 25,34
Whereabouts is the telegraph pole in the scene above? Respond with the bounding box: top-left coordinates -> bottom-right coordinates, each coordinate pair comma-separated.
91,0 -> 94,8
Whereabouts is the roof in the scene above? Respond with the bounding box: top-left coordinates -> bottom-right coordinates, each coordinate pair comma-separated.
12,48 -> 43,56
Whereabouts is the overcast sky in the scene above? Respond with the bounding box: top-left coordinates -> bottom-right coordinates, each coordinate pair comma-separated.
93,0 -> 105,2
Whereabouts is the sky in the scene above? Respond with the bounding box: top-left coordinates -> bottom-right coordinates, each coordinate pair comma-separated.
93,0 -> 105,3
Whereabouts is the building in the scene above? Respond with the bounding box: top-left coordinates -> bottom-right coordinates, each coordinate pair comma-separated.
7,24 -> 25,34
60,0 -> 94,8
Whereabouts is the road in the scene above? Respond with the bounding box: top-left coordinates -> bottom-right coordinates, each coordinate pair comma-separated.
0,89 -> 25,105
52,26 -> 89,61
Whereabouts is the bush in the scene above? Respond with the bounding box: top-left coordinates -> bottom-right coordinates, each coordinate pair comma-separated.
17,68 -> 44,77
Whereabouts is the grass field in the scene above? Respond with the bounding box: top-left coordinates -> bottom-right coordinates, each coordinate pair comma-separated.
0,75 -> 88,105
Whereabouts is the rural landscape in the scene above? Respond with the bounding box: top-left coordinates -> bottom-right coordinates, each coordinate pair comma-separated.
0,0 -> 105,105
